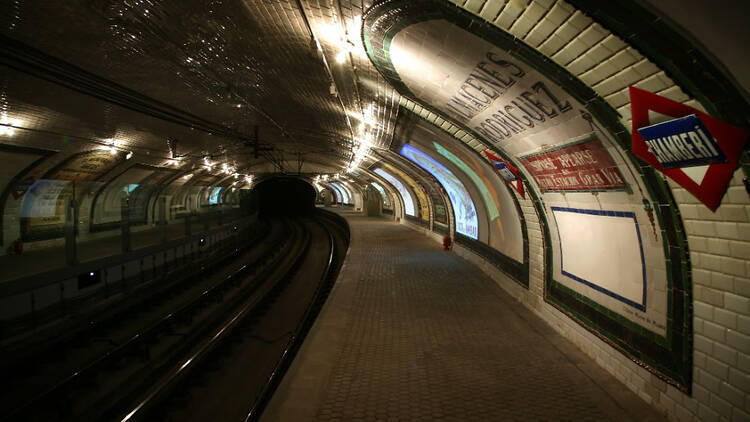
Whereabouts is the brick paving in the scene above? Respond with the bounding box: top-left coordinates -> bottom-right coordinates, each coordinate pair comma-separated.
263,214 -> 665,422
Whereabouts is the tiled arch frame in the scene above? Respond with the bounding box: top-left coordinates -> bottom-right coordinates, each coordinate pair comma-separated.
378,151 -> 450,229
374,157 -> 434,226
358,167 -> 407,219
388,111 -> 531,287
362,0 -> 704,391
361,166 -> 416,221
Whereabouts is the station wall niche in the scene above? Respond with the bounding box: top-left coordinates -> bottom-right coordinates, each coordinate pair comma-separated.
254,177 -> 316,217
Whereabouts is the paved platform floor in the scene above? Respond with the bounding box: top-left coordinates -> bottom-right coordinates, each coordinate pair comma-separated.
263,214 -> 666,421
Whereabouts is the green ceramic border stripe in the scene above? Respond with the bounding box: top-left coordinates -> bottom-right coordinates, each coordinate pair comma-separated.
363,0 -> 692,391
549,282 -> 685,384
552,278 -> 670,347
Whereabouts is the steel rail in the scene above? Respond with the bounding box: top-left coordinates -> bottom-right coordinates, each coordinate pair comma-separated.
2,220 -> 291,421
245,209 -> 348,421
115,220 -> 313,422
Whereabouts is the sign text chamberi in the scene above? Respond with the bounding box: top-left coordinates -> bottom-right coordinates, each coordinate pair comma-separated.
636,114 -> 726,169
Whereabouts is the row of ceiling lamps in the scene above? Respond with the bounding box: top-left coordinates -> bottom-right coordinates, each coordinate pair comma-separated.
0,111 -> 254,188
0,112 -> 138,163
101,140 -> 254,189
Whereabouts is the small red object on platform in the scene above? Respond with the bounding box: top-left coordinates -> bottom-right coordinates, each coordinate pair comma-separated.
442,236 -> 452,251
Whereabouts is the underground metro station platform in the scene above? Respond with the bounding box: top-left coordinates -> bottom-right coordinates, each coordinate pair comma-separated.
0,1 -> 748,421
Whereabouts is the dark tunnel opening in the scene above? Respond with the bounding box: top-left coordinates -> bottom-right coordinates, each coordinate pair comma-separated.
253,177 -> 316,218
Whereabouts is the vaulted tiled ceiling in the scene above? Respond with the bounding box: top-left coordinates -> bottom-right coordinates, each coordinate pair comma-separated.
0,0 -> 399,175
0,0 -> 727,178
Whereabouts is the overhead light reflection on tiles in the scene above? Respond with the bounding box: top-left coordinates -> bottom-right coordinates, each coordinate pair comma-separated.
345,16 -> 363,48
335,50 -> 347,64
389,42 -> 420,73
103,138 -> 121,155
221,163 -> 235,174
320,20 -> 364,65
0,112 -> 20,136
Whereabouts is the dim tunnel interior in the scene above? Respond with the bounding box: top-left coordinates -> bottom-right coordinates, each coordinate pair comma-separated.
0,0 -> 748,421
254,177 -> 317,218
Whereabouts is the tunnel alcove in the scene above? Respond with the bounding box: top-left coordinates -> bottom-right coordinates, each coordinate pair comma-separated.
254,177 -> 316,218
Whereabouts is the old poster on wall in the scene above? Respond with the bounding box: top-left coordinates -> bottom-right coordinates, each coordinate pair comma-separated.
519,137 -> 627,192
22,150 -> 122,240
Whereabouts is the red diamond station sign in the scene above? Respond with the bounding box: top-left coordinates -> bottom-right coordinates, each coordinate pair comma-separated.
483,150 -> 525,199
629,86 -> 748,211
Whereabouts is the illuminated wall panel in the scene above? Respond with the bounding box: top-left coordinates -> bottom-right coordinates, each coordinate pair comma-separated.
370,181 -> 391,209
374,168 -> 415,216
331,182 -> 351,204
400,144 -> 478,238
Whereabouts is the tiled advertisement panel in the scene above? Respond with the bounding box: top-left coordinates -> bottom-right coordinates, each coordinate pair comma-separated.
552,207 -> 646,310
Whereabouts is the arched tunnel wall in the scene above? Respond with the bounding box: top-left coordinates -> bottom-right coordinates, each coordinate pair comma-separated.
254,177 -> 316,218
0,146 -> 246,252
359,1 -> 750,420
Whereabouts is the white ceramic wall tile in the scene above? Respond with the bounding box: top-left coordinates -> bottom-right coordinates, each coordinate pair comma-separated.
480,0 -> 506,21
495,0 -> 526,30
508,2 -> 547,39
524,16 -> 560,47
464,0 -> 486,13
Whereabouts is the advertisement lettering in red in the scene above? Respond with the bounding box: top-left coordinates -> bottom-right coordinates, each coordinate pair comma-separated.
519,138 -> 627,192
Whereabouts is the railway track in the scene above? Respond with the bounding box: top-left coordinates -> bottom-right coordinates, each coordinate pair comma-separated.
123,211 -> 349,422
2,210 -> 349,422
